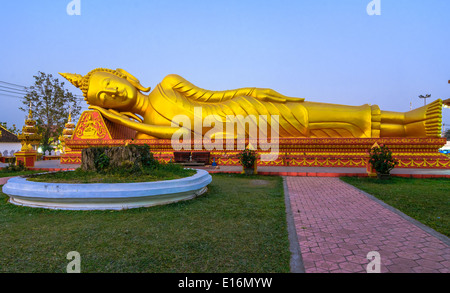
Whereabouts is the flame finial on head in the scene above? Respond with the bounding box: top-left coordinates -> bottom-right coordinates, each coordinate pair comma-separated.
59,73 -> 83,88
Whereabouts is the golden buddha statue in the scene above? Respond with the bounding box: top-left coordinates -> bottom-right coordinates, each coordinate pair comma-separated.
60,68 -> 446,140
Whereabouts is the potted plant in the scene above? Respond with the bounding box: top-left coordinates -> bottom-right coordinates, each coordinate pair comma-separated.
368,144 -> 398,179
238,147 -> 257,175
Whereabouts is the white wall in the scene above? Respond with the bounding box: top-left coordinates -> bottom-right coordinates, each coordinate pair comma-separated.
0,143 -> 22,156
440,141 -> 450,151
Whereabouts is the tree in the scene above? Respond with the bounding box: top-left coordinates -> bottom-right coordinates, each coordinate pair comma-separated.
0,122 -> 19,135
20,72 -> 81,150
445,129 -> 450,140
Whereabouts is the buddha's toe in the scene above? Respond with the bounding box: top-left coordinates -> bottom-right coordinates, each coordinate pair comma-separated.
425,99 -> 442,137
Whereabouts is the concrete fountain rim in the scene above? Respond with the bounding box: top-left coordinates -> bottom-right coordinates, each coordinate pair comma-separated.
2,169 -> 212,210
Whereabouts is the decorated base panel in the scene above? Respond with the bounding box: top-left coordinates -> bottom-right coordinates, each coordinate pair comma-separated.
63,137 -> 450,169
14,151 -> 38,167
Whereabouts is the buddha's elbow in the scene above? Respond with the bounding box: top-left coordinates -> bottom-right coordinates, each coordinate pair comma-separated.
163,74 -> 185,86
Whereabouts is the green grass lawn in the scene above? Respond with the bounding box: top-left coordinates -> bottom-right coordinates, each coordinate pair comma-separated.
341,177 -> 450,237
0,170 -> 43,178
0,174 -> 290,273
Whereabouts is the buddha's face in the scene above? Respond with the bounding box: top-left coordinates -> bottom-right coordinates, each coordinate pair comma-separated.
86,72 -> 137,110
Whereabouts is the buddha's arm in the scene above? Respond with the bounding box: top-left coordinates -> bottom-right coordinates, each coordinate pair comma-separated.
89,106 -> 189,139
162,74 -> 304,103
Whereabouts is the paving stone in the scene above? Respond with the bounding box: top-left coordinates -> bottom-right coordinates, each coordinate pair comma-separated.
412,266 -> 441,273
418,253 -> 445,262
387,264 -> 418,273
415,259 -> 444,270
0,177 -> 15,185
395,251 -> 422,261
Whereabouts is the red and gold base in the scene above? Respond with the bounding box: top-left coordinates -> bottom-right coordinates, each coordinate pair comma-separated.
62,137 -> 450,169
14,151 -> 38,168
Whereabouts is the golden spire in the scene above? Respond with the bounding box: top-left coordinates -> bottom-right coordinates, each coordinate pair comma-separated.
63,105 -> 75,135
28,101 -> 33,119
68,105 -> 72,123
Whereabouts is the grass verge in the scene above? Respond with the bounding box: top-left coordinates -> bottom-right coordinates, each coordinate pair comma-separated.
0,170 -> 43,178
0,173 -> 290,273
340,176 -> 450,237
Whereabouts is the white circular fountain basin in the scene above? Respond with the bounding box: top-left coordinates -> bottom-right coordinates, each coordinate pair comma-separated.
2,169 -> 212,210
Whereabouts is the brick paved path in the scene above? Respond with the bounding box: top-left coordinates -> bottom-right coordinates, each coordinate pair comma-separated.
0,177 -> 14,185
286,177 -> 450,273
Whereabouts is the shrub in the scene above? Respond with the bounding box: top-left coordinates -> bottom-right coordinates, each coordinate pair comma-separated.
132,144 -> 158,169
3,160 -> 26,172
95,153 -> 110,172
237,148 -> 257,169
368,144 -> 398,175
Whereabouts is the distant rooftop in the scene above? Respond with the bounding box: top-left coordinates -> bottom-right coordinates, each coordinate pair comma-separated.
0,125 -> 20,143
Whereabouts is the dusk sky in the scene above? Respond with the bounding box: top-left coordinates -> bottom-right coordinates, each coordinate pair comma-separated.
0,0 -> 449,131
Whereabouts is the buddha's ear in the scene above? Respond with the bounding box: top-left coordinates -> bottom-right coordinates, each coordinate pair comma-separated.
116,68 -> 138,82
116,68 -> 151,92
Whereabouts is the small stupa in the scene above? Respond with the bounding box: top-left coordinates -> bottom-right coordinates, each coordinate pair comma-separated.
15,103 -> 42,167
59,107 -> 75,154
17,103 -> 41,151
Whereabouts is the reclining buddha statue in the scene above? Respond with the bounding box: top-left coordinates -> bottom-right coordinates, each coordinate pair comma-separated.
60,68 -> 446,140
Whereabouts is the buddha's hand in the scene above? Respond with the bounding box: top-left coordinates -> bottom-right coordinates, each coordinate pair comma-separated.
253,88 -> 304,103
88,105 -> 141,124
88,105 -> 188,139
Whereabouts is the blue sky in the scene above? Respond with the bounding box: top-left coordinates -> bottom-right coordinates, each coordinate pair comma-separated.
0,0 -> 449,131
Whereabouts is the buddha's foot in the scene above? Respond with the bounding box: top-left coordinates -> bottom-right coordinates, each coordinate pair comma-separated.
403,99 -> 443,137
424,99 -> 443,137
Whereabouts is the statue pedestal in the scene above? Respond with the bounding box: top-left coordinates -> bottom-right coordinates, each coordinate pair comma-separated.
63,137 -> 450,169
14,151 -> 37,168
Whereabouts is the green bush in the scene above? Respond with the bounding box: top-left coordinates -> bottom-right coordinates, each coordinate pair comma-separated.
3,160 -> 26,172
368,144 -> 398,175
95,153 -> 110,172
237,148 -> 257,169
134,144 -> 158,169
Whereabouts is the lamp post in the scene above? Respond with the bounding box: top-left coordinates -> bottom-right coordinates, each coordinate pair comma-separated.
418,94 -> 431,106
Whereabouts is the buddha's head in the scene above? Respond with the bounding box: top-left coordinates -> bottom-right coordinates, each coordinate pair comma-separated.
60,68 -> 151,111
